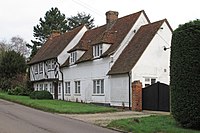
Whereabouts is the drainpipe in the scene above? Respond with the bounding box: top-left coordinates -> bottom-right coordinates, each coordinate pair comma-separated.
56,59 -> 64,100
128,72 -> 131,110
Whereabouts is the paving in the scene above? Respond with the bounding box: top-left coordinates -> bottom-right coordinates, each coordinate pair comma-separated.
60,110 -> 170,127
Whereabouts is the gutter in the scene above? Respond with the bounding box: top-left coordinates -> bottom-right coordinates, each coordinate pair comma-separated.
56,59 -> 65,100
128,72 -> 131,110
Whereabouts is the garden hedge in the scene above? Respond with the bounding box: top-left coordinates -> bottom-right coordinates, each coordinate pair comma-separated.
170,20 -> 200,129
30,91 -> 53,100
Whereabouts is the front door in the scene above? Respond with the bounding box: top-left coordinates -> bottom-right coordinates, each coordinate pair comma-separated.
53,82 -> 58,99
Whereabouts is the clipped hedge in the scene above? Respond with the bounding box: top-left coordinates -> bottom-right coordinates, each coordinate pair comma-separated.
30,91 -> 53,100
170,20 -> 200,129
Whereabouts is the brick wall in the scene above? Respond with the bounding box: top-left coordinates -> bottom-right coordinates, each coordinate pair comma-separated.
132,80 -> 142,111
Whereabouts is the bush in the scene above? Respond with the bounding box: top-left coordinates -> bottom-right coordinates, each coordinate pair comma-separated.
30,91 -> 53,100
8,86 -> 31,96
170,20 -> 200,129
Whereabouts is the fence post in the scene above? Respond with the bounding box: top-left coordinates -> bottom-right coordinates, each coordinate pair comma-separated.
132,80 -> 142,111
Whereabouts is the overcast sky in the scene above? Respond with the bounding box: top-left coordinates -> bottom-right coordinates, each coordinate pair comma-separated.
0,0 -> 199,44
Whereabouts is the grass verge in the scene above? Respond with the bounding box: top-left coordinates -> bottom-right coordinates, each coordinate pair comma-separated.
0,92 -> 117,114
107,115 -> 200,133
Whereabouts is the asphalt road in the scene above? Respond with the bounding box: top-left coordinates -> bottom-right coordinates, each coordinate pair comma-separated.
0,99 -> 118,133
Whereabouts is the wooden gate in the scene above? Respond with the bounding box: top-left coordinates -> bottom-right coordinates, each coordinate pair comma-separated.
142,82 -> 170,112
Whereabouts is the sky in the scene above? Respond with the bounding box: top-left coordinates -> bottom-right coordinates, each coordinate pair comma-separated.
0,0 -> 199,44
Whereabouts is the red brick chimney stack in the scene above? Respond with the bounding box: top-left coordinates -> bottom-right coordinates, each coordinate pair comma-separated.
49,30 -> 61,40
106,11 -> 119,24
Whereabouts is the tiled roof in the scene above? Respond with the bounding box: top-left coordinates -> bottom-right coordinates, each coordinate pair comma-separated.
28,25 -> 84,65
62,10 -> 147,67
108,19 -> 168,75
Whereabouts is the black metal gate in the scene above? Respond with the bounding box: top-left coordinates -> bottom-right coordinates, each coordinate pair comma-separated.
142,82 -> 170,112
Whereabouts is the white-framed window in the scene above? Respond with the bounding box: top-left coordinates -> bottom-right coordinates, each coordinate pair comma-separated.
93,44 -> 103,58
39,84 -> 43,91
44,84 -> 48,91
50,83 -> 53,93
47,60 -> 51,70
65,82 -> 70,94
36,84 -> 39,91
39,63 -> 43,74
93,79 -> 104,94
34,64 -> 38,74
51,60 -> 55,70
58,82 -> 61,94
144,77 -> 156,87
75,81 -> 80,94
70,51 -> 77,64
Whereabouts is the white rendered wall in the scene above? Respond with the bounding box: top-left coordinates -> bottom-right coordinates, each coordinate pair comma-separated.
109,74 -> 130,107
61,57 -> 111,103
110,12 -> 149,68
131,22 -> 172,87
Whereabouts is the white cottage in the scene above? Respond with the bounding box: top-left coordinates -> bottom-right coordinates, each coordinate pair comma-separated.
29,10 -> 172,108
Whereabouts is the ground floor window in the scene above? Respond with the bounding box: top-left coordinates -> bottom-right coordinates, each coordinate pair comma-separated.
65,82 -> 70,94
58,82 -> 61,94
75,81 -> 80,94
50,83 -> 54,93
93,79 -> 104,94
39,84 -> 43,91
44,84 -> 48,91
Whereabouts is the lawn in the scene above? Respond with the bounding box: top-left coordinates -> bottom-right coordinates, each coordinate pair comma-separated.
107,115 -> 200,133
0,92 -> 117,114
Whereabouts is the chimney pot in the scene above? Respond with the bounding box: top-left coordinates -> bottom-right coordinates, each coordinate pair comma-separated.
106,11 -> 119,24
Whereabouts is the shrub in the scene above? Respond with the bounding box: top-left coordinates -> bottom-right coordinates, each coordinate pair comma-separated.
170,20 -> 200,129
8,85 -> 31,96
30,91 -> 53,100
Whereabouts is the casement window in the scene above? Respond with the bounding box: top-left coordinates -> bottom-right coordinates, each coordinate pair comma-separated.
50,83 -> 53,93
65,82 -> 70,94
70,52 -> 77,64
39,84 -> 43,91
47,60 -> 51,70
34,64 -> 38,74
93,44 -> 103,58
144,78 -> 156,87
93,79 -> 104,94
58,82 -> 61,94
75,81 -> 80,94
39,63 -> 43,74
44,84 -> 48,91
51,60 -> 55,70
36,84 -> 39,91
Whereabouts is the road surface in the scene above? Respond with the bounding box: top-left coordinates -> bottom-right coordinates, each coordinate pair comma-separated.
0,99 -> 118,133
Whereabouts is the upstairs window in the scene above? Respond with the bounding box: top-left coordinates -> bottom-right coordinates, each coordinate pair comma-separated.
93,44 -> 103,58
34,64 -> 38,74
75,81 -> 80,94
51,60 -> 55,70
70,52 -> 77,64
39,63 -> 43,74
93,79 -> 104,94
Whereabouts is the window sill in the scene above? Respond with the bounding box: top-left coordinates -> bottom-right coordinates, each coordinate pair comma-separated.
74,94 -> 81,96
92,94 -> 105,96
65,94 -> 71,96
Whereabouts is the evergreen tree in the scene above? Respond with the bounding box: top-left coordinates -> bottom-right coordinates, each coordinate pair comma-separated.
33,7 -> 68,44
67,12 -> 95,30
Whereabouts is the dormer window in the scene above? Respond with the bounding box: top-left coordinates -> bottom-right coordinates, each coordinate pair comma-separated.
93,44 -> 103,58
70,51 -> 77,64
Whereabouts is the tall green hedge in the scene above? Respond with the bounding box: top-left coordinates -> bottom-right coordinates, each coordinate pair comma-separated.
170,20 -> 200,129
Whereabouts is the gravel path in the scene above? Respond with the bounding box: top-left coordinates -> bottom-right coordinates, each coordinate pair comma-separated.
60,111 -> 169,127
